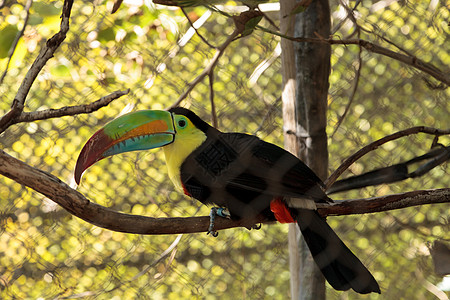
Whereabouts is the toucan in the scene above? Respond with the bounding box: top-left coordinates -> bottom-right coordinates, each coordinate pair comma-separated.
74,107 -> 380,294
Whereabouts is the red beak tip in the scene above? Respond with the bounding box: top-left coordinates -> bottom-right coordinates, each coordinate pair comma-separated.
74,160 -> 88,185
74,170 -> 82,185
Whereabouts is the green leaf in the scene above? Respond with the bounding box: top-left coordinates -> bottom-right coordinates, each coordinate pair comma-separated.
242,15 -> 263,36
32,2 -> 61,16
0,24 -> 18,58
50,64 -> 70,77
98,27 -> 115,42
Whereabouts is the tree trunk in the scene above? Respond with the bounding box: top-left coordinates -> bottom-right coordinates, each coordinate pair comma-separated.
295,0 -> 331,299
281,0 -> 331,299
279,0 -> 301,299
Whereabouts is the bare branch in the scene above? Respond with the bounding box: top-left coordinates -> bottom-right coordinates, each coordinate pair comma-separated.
0,0 -> 74,133
168,28 -> 239,109
317,189 -> 449,216
112,0 -> 123,13
331,0 -> 362,35
209,73 -> 218,128
168,10 -> 263,109
257,26 -> 450,86
325,126 -> 450,189
353,39 -> 449,86
1,150 -> 448,235
330,32 -> 362,138
152,0 -> 180,6
10,89 -> 130,124
0,0 -> 33,85
181,7 -> 216,49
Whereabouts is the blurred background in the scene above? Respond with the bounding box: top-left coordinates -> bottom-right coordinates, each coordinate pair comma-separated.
0,0 -> 449,299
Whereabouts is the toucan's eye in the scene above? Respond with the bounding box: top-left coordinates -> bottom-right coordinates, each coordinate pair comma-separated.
178,119 -> 187,128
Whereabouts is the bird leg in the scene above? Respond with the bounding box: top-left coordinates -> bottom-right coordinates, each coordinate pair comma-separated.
207,207 -> 230,237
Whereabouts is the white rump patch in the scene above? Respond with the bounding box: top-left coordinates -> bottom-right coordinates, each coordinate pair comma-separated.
286,197 -> 317,210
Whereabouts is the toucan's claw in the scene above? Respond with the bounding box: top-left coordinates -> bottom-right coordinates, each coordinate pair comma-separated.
252,223 -> 262,230
207,207 -> 230,237
207,230 -> 219,237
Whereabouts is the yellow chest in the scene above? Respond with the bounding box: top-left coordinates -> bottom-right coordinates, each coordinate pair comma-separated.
163,130 -> 207,191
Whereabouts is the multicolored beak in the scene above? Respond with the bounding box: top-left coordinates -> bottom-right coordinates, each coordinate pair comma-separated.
74,110 -> 175,184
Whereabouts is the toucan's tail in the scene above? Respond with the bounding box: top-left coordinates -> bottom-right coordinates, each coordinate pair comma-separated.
295,209 -> 381,294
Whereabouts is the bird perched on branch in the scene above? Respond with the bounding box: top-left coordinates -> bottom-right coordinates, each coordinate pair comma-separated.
75,107 -> 380,294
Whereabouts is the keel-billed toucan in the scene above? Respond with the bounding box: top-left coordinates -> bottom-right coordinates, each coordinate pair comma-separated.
74,107 -> 380,294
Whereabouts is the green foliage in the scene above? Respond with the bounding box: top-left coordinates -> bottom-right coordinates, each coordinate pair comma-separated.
0,0 -> 449,299
0,24 -> 18,58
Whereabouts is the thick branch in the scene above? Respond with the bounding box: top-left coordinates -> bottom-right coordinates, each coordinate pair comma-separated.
0,0 -> 74,133
1,150 -> 448,235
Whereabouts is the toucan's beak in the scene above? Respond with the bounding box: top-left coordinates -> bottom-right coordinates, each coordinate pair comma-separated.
74,110 -> 175,184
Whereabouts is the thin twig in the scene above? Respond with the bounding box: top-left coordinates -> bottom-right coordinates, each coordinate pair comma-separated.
11,89 -> 130,124
111,0 -> 123,13
168,28 -> 239,109
0,0 -> 74,133
331,0 -> 362,35
256,26 -> 450,86
0,0 -> 33,85
253,96 -> 281,134
330,31 -> 362,138
209,73 -> 218,128
360,25 -> 415,58
181,7 -> 216,49
168,9 -> 265,109
64,234 -> 182,298
260,10 -> 279,31
325,126 -> 450,189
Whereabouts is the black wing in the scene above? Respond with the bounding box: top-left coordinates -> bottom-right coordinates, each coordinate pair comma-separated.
180,132 -> 329,219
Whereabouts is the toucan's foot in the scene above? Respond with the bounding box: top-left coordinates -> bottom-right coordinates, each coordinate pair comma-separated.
252,223 -> 262,230
207,207 -> 230,237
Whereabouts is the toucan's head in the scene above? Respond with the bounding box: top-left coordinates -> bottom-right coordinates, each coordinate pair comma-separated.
74,107 -> 212,185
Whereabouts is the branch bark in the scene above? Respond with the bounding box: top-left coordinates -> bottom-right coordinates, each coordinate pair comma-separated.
0,0 -> 74,133
1,150 -> 448,235
10,89 -> 130,124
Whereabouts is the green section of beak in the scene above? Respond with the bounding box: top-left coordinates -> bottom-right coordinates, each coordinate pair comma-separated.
75,110 -> 175,184
102,110 -> 175,156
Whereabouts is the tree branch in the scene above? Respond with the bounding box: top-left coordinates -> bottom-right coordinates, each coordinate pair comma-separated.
9,89 -> 130,124
168,28 -> 239,109
181,7 -> 216,49
325,126 -> 450,189
167,10 -> 263,109
316,189 -> 449,216
1,150 -> 448,235
0,0 -> 74,133
257,26 -> 450,86
330,35 -> 362,138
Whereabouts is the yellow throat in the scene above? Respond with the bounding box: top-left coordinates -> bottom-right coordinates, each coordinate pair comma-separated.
163,118 -> 207,191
